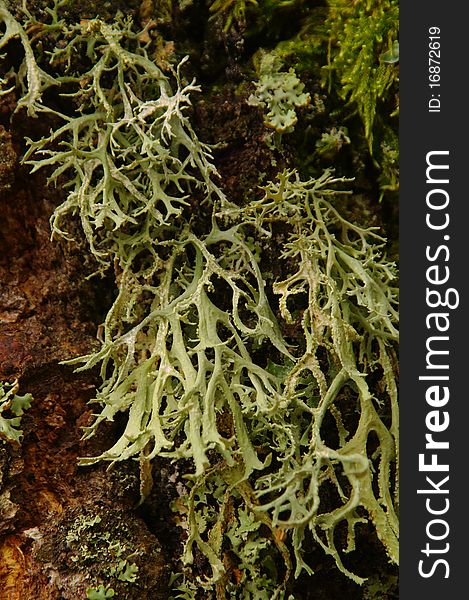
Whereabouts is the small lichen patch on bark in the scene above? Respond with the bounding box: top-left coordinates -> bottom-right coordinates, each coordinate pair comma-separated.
34,505 -> 169,600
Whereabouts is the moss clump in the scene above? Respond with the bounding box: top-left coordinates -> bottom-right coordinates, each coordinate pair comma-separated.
324,0 -> 399,151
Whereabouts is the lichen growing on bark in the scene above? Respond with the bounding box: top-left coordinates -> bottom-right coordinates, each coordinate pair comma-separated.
0,380 -> 32,444
247,52 -> 310,134
0,1 -> 399,597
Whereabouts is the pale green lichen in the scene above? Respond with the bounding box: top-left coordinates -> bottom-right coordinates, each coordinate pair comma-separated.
65,511 -> 140,589
218,170 -> 399,584
161,170 -> 398,593
86,586 -> 115,600
314,126 -> 350,160
248,52 -> 310,134
0,380 -> 33,445
17,15 -> 223,270
1,3 -> 398,594
76,220 -> 289,475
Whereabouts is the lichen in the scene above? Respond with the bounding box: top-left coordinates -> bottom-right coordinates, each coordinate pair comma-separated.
86,586 -> 115,600
10,10 -> 224,270
314,126 -> 351,160
248,52 -> 310,134
0,380 -> 33,445
34,504 -> 168,599
1,2 -> 399,596
225,170 -> 398,582
65,512 -> 139,584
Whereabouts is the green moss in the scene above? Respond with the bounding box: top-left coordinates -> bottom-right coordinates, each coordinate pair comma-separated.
324,0 -> 399,153
262,0 -> 399,196
209,0 -> 258,32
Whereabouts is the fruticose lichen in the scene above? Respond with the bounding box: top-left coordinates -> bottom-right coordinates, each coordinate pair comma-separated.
2,6 -> 223,270
1,1 -> 399,596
